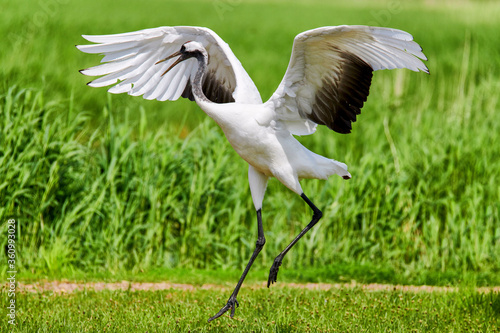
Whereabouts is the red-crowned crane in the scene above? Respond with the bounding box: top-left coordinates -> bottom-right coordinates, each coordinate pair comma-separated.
77,25 -> 428,321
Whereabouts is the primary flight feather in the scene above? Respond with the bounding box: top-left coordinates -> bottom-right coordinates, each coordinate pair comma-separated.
77,25 -> 428,322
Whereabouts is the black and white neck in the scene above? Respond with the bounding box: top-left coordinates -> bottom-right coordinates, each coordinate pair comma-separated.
189,50 -> 211,104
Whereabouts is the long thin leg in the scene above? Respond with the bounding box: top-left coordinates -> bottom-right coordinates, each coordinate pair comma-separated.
208,209 -> 266,322
267,193 -> 322,287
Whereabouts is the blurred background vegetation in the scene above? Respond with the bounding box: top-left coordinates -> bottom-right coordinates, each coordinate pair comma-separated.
1,0 -> 499,286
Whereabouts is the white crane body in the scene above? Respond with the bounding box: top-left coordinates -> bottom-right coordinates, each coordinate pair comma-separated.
198,99 -> 349,200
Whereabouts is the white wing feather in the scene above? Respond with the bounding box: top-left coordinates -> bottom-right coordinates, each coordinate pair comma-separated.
77,26 -> 262,104
268,25 -> 428,135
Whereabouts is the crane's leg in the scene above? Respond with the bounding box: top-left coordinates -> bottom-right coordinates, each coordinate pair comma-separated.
208,166 -> 268,322
208,209 -> 266,322
267,193 -> 322,287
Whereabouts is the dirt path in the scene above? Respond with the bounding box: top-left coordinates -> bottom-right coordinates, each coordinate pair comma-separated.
14,281 -> 500,294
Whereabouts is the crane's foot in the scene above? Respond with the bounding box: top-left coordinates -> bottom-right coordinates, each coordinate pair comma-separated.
267,256 -> 283,287
208,296 -> 239,322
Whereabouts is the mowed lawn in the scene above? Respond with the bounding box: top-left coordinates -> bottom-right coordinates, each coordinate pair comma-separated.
3,284 -> 500,332
1,0 -> 500,331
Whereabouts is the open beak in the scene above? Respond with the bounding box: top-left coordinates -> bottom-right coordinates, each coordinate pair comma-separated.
156,51 -> 186,76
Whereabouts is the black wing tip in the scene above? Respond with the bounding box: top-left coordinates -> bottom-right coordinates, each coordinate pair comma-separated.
335,129 -> 352,134
332,116 -> 354,134
310,51 -> 372,135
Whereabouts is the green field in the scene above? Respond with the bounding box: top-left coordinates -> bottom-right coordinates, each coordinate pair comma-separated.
1,0 -> 500,330
2,285 -> 500,332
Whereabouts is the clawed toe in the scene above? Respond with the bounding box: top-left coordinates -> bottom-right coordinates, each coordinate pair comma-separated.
267,258 -> 282,287
208,297 -> 239,322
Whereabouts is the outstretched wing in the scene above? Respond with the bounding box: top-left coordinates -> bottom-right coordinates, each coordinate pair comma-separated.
268,25 -> 428,135
77,26 -> 262,104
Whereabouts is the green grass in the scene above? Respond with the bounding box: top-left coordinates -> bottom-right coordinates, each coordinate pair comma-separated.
2,286 -> 499,332
1,0 -> 500,287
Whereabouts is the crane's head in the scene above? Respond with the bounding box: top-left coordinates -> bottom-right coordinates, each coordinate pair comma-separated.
156,41 -> 208,76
